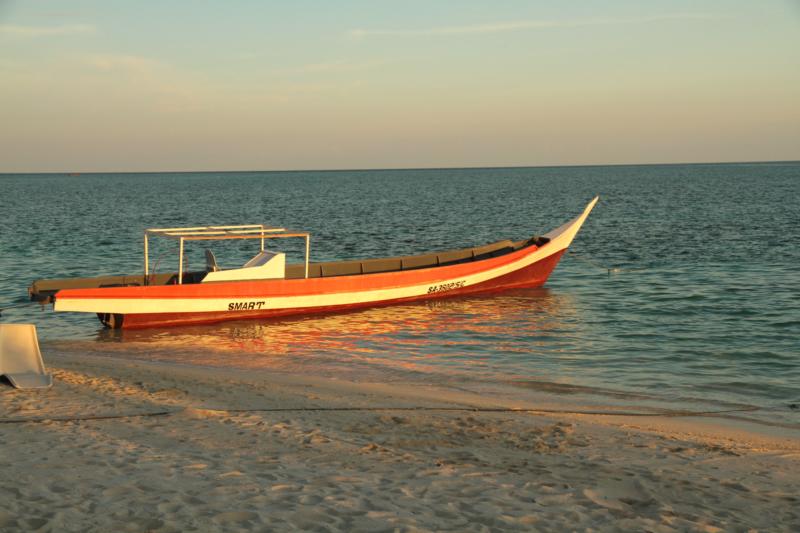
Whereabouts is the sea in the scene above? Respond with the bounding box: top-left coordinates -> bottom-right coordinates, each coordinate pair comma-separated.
1,163 -> 798,428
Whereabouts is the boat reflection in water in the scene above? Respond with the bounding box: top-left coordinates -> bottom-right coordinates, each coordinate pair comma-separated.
89,288 -> 579,382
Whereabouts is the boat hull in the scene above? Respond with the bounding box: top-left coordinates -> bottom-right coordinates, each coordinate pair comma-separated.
109,249 -> 566,328
54,197 -> 598,329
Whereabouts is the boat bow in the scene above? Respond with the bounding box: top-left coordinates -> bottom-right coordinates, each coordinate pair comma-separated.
543,196 -> 599,250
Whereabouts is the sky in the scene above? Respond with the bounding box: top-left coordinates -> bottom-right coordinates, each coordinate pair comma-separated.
1,0 -> 798,172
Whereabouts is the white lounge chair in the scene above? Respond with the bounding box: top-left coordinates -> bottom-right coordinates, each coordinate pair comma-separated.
0,324 -> 53,389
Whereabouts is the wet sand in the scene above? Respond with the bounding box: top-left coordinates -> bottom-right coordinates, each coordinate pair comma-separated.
1,352 -> 799,532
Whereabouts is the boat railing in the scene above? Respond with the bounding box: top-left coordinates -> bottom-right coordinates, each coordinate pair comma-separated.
144,225 -> 311,284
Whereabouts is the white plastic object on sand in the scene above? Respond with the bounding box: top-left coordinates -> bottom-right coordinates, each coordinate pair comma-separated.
0,324 -> 53,389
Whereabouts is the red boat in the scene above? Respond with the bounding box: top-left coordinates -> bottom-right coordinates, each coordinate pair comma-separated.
29,197 -> 598,329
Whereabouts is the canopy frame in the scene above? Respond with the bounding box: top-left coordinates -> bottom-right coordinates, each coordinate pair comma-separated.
144,225 -> 310,284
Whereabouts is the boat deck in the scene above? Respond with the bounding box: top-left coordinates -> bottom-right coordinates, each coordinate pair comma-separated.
29,236 -> 548,302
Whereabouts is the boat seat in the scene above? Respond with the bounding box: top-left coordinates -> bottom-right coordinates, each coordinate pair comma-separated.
400,254 -> 439,270
205,249 -> 220,272
362,258 -> 402,274
473,239 -> 514,260
321,261 -> 362,277
285,264 -> 304,279
307,264 -> 323,278
285,263 -> 322,279
437,249 -> 474,266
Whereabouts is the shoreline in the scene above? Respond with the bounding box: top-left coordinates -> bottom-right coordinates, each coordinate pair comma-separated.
36,347 -> 800,442
2,351 -> 798,531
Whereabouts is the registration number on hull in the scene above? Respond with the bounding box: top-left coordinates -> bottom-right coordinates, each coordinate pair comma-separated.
427,280 -> 466,294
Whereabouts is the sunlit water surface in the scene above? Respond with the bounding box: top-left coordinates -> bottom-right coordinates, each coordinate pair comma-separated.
1,164 -> 798,426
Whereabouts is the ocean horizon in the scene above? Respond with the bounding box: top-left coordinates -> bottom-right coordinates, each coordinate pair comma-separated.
3,158 -> 800,176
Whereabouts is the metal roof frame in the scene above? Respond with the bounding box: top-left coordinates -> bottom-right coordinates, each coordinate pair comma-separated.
144,225 -> 311,284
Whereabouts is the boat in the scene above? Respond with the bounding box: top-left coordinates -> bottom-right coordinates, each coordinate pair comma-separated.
28,197 -> 598,329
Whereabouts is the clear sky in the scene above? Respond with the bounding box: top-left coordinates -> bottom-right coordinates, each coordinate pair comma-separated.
1,0 -> 798,172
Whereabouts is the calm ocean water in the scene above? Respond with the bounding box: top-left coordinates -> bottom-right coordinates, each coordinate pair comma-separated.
1,163 -> 798,424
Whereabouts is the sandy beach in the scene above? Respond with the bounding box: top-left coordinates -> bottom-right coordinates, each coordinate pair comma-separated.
0,352 -> 797,532
3,0 -> 798,529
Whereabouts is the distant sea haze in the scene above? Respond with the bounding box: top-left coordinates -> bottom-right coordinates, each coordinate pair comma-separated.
2,162 -> 798,426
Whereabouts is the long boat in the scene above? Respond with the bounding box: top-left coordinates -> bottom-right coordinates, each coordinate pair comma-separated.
29,197 -> 598,329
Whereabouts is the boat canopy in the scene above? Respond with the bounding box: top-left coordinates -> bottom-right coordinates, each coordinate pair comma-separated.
144,225 -> 310,284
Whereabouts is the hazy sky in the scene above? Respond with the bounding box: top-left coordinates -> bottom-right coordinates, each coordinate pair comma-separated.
1,0 -> 798,172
